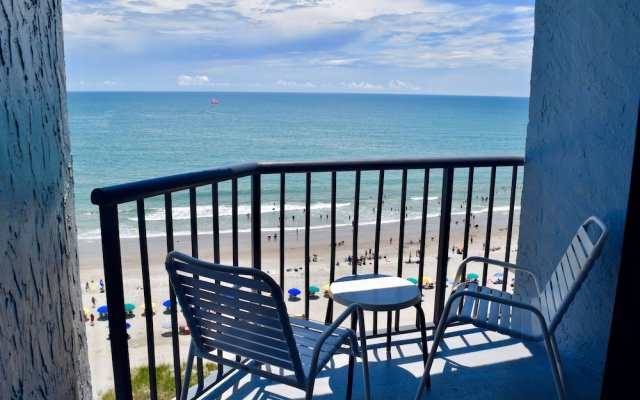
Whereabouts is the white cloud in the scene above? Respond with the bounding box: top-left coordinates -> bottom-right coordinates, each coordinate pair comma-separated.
276,79 -> 316,88
341,81 -> 384,90
325,59 -> 359,66
102,80 -> 121,86
177,75 -> 210,86
388,80 -> 420,91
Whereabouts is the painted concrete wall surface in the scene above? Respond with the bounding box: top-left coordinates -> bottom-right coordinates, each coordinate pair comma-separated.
518,0 -> 640,392
0,0 -> 91,398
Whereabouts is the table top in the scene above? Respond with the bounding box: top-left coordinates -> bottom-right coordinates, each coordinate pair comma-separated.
329,273 -> 421,311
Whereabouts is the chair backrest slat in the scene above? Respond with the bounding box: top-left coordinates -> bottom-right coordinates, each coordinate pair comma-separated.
548,271 -> 565,307
558,259 -> 576,290
536,217 -> 607,333
570,236 -> 588,268
576,225 -> 595,254
178,260 -> 273,292
179,279 -> 280,320
185,294 -> 287,341
562,253 -> 580,282
553,268 -> 569,300
538,289 -> 555,325
166,253 -> 306,382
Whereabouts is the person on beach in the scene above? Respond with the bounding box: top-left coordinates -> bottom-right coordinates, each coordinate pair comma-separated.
91,296 -> 96,308
85,282 -> 89,291
90,313 -> 95,326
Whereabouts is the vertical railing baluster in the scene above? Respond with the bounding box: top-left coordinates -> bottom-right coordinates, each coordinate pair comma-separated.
352,171 -> 361,275
99,205 -> 132,400
373,170 -> 385,334
374,170 -> 384,274
434,168 -> 454,323
482,167 -> 497,286
232,179 -> 239,266
212,184 -> 220,263
417,169 -> 430,298
252,174 -> 262,270
502,166 -> 519,292
461,168 -> 475,280
279,174 -> 285,288
304,172 -> 311,319
395,169 -> 408,331
136,200 -> 157,400
164,194 -> 181,400
325,172 -> 337,324
189,188 -> 204,389
190,189 -> 199,259
210,184 -> 224,381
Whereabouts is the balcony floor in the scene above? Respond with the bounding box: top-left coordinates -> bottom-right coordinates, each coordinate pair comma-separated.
197,324 -> 601,400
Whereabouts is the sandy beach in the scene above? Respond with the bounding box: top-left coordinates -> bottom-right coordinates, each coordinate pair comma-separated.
79,210 -> 519,398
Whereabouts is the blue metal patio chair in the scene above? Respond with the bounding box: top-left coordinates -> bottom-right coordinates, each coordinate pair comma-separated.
166,251 -> 371,400
415,216 -> 608,400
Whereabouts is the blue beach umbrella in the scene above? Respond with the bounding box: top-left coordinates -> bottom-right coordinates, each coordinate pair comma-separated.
97,305 -> 108,314
288,288 -> 301,297
493,272 -> 504,277
162,299 -> 172,308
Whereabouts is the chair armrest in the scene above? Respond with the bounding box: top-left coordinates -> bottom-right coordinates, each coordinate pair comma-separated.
307,303 -> 365,379
314,303 -> 362,353
453,256 -> 542,294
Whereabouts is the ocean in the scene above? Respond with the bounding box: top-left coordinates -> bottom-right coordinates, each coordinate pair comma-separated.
68,92 -> 528,240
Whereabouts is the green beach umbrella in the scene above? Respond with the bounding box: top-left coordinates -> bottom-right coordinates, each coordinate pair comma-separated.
407,277 -> 419,284
466,273 -> 480,280
309,286 -> 320,294
124,303 -> 136,312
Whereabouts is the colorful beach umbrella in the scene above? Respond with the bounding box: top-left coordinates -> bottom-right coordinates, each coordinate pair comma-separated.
83,307 -> 90,317
466,273 -> 480,280
322,284 -> 331,292
162,299 -> 172,308
493,272 -> 504,277
288,288 -> 301,297
124,303 -> 136,312
422,277 -> 433,284
407,277 -> 419,284
97,305 -> 108,314
309,286 -> 320,294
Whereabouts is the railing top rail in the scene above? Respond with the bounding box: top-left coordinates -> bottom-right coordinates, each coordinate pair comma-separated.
91,156 -> 524,207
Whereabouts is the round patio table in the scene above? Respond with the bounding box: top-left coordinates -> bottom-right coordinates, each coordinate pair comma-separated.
330,273 -> 428,363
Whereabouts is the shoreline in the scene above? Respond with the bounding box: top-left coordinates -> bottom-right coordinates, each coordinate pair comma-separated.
80,210 -> 520,398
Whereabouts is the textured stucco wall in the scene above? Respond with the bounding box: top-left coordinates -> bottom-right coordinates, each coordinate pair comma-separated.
517,0 -> 640,391
0,0 -> 91,398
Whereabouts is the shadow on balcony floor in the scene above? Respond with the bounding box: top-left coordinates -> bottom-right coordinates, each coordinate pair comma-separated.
201,325 -> 601,400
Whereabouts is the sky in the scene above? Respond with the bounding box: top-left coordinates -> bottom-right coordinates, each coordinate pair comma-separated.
62,0 -> 535,96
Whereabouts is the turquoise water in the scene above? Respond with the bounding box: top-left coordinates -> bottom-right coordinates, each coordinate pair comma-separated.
68,92 -> 528,239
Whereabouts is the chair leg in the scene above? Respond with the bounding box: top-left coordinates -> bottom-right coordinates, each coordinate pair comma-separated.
543,333 -> 566,400
180,342 -> 196,400
356,307 -> 371,400
414,304 -> 429,365
305,376 -> 316,400
550,335 -> 566,394
346,354 -> 355,400
415,316 -> 450,400
346,312 -> 357,400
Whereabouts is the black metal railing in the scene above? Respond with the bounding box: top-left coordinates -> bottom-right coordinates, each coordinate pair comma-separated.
91,156 -> 524,400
